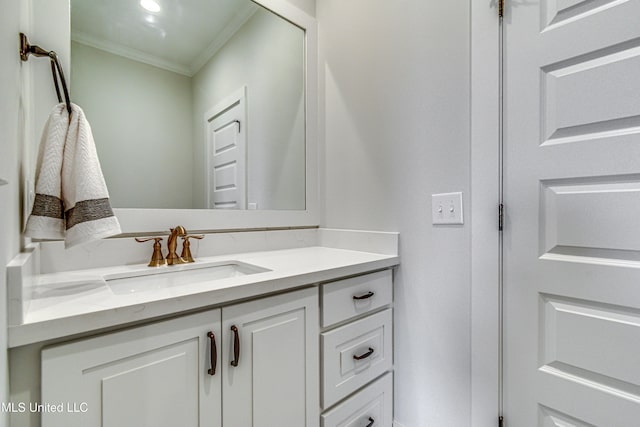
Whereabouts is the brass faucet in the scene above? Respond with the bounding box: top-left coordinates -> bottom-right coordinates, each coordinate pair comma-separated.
166,225 -> 187,265
136,226 -> 204,267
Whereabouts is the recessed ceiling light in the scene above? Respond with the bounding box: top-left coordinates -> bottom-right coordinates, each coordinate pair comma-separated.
140,0 -> 160,13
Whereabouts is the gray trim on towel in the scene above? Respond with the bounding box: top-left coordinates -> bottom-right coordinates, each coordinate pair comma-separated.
31,193 -> 64,219
65,198 -> 115,229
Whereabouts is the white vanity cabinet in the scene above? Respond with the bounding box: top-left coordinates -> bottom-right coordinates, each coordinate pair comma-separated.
41,287 -> 318,427
320,270 -> 394,427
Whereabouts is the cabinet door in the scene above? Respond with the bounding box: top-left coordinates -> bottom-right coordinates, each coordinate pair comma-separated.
42,309 -> 222,427
222,287 -> 319,427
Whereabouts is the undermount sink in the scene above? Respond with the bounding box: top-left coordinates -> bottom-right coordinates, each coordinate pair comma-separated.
105,261 -> 271,295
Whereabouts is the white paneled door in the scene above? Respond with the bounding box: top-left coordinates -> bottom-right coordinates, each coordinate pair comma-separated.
206,88 -> 247,209
504,0 -> 640,425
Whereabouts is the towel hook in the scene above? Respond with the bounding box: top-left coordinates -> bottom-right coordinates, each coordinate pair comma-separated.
19,33 -> 72,115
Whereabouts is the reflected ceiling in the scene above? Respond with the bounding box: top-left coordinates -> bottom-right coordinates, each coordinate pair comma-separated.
71,0 -> 259,76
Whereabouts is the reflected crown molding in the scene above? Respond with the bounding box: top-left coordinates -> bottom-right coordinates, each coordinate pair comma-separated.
71,30 -> 192,76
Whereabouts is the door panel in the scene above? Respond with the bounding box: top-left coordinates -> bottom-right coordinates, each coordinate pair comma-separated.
538,405 -> 596,427
222,287 -> 319,427
41,310 -> 222,427
100,344 -> 198,427
504,0 -> 640,424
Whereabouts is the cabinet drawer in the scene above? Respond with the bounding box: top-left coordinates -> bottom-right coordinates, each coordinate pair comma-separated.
321,372 -> 393,427
321,270 -> 392,328
321,309 -> 393,408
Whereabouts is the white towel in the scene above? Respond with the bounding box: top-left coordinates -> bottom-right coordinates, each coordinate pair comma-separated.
25,103 -> 121,248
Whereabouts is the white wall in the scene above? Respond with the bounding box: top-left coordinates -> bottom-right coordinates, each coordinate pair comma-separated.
25,0 -> 70,217
70,42 -> 194,209
286,0 -> 315,17
0,1 -> 27,425
192,7 -> 305,210
317,1 -> 472,426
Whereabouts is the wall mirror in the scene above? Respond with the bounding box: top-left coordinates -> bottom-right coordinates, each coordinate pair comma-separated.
71,0 -> 307,212
58,0 -> 317,233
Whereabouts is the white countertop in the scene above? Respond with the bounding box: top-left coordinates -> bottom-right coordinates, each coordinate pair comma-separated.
9,246 -> 398,348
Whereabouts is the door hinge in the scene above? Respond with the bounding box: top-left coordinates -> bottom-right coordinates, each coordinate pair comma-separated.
498,203 -> 505,231
498,0 -> 505,18
499,416 -> 504,427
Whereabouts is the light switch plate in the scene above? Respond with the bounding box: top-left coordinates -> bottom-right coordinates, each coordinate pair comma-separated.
432,192 -> 464,225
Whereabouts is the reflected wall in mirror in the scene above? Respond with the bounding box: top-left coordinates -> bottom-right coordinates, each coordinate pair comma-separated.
70,0 -> 306,210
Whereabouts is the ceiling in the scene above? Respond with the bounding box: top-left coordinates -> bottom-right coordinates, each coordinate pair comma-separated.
71,0 -> 260,76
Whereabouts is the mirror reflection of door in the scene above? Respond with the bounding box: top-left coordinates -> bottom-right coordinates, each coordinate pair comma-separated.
206,88 -> 247,209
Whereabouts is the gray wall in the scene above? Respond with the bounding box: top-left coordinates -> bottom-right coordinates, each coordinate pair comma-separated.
317,1 -> 472,425
70,42 -> 195,209
192,7 -> 305,210
0,1 -> 25,426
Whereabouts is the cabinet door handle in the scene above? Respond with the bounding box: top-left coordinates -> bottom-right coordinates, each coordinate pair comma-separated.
365,417 -> 375,427
230,325 -> 240,367
353,347 -> 375,360
207,331 -> 217,375
353,291 -> 375,300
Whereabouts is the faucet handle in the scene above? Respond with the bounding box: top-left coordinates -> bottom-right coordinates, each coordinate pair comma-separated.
135,237 -> 166,267
180,235 -> 204,263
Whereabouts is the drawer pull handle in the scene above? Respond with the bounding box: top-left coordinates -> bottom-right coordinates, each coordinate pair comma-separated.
230,325 -> 240,367
353,291 -> 375,300
365,417 -> 375,427
207,331 -> 217,375
353,347 -> 375,360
